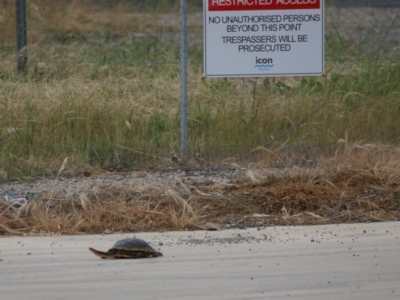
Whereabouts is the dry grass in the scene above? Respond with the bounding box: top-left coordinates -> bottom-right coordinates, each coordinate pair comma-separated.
0,1 -> 399,235
1,0 -> 399,181
1,142 -> 399,236
1,0 -> 184,40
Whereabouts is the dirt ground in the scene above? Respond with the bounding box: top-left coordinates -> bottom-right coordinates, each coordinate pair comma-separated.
1,147 -> 400,236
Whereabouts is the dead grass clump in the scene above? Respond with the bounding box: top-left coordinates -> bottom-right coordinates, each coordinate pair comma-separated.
11,183 -> 212,235
224,143 -> 400,225
1,142 -> 400,236
327,136 -> 400,171
0,201 -> 28,235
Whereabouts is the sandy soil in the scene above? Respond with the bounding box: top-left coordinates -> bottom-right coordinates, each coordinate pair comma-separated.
1,222 -> 399,299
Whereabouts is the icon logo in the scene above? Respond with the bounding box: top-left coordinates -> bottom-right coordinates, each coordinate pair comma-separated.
255,57 -> 274,71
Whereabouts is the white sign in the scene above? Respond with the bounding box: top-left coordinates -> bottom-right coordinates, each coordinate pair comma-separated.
203,0 -> 324,78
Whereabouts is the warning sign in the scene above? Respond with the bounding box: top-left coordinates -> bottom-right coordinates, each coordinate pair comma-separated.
203,0 -> 324,77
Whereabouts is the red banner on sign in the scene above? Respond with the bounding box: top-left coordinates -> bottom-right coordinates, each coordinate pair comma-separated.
208,0 -> 320,11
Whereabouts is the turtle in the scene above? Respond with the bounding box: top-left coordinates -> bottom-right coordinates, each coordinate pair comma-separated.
89,238 -> 163,259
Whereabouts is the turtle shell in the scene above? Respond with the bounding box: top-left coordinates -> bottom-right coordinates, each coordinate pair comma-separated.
112,238 -> 157,252
89,238 -> 162,259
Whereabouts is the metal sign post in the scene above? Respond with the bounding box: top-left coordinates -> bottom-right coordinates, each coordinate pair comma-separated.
180,0 -> 188,165
15,0 -> 28,73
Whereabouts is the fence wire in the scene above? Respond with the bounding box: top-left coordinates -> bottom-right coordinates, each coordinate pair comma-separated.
0,0 -> 399,168
1,0 -> 399,67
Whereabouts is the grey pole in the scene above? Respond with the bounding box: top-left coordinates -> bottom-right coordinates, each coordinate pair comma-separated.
179,0 -> 188,165
15,0 -> 27,73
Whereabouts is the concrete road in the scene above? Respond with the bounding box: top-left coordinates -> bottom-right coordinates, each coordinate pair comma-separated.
1,222 -> 399,299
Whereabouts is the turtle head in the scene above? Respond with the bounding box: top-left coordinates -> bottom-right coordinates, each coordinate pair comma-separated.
156,251 -> 163,257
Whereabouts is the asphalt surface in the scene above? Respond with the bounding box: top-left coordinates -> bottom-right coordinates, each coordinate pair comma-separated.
1,222 -> 399,299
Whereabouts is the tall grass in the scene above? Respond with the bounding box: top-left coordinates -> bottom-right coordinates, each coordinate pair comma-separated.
0,0 -> 399,181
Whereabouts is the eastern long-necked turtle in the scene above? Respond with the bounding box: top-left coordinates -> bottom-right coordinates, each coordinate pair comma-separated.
89,238 -> 162,259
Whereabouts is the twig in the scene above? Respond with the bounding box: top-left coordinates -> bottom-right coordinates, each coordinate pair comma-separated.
48,157 -> 69,203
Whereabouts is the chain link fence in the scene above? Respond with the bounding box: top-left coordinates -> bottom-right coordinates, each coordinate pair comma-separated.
2,1 -> 399,70
0,0 -> 399,168
327,0 -> 400,58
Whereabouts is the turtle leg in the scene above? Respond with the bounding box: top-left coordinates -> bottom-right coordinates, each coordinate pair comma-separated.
137,251 -> 162,258
113,250 -> 139,259
89,248 -> 118,259
129,251 -> 139,259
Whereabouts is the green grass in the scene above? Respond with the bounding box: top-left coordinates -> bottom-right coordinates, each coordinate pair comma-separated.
0,1 -> 399,181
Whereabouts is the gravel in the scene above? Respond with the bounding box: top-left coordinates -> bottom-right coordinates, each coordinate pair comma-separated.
0,167 -> 240,209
